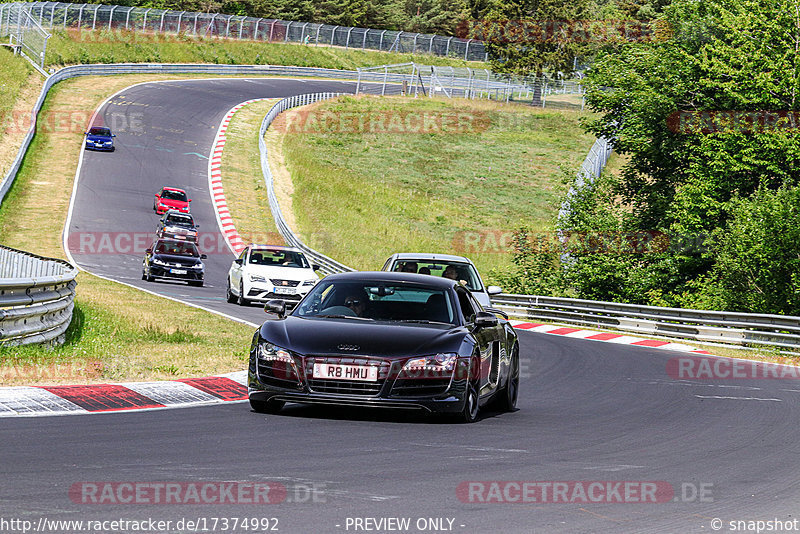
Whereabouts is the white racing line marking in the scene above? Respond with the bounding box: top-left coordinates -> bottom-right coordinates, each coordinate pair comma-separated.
694,395 -> 782,402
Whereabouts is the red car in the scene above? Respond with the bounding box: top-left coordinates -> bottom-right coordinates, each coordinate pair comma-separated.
154,187 -> 191,215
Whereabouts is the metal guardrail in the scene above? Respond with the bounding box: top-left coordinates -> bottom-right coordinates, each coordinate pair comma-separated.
0,244 -> 78,346
491,294 -> 800,351
15,1 -> 488,61
259,93 -> 355,276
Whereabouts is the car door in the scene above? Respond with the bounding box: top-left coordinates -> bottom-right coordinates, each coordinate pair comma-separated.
456,287 -> 500,393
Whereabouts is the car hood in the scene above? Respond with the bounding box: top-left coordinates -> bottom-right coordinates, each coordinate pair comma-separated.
259,316 -> 466,359
153,253 -> 202,266
244,265 -> 317,280
159,199 -> 188,207
86,135 -> 112,142
163,225 -> 196,234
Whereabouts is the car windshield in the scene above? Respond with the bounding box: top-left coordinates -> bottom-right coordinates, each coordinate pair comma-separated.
161,190 -> 187,202
154,241 -> 199,257
249,250 -> 309,268
165,214 -> 194,228
294,280 -> 456,325
88,127 -> 111,136
392,260 -> 483,291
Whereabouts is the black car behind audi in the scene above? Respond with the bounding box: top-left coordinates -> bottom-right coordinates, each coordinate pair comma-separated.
142,238 -> 206,286
248,271 -> 519,423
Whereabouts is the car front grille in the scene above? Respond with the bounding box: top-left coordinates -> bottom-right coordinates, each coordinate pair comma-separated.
270,279 -> 300,287
304,356 -> 392,396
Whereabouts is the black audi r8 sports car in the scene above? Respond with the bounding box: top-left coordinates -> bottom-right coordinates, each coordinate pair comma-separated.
248,271 -> 520,423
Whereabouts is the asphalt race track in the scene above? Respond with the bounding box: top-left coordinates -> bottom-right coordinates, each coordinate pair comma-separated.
3,78 -> 799,533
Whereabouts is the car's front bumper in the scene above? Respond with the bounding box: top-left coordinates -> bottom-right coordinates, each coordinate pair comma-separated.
148,264 -> 204,282
85,142 -> 114,151
247,356 -> 471,415
243,283 -> 312,303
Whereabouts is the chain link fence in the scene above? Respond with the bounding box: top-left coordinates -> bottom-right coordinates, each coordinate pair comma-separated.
0,2 -> 51,71
355,63 -> 586,109
14,1 -> 487,61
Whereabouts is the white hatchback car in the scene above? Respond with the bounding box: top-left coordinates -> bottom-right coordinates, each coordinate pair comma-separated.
227,245 -> 319,306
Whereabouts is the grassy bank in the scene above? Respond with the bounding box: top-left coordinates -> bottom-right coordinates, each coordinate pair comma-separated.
0,74 -> 255,385
47,28 -> 484,70
277,95 -> 595,276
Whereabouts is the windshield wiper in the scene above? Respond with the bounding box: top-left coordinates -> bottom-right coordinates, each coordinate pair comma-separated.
397,319 -> 452,325
315,314 -> 373,321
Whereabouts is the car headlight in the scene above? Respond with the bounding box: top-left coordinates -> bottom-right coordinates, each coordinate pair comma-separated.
402,353 -> 457,373
302,279 -> 317,286
195,262 -> 204,270
257,342 -> 300,380
152,258 -> 168,266
250,274 -> 266,282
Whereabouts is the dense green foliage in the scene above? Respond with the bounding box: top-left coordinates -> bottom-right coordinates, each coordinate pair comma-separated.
495,0 -> 800,315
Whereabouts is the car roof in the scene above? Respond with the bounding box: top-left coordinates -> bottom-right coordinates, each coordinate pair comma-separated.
162,187 -> 186,193
164,210 -> 192,217
323,271 -> 458,289
390,252 -> 473,264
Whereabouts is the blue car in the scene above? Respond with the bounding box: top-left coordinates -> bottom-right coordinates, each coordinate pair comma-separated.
84,126 -> 115,152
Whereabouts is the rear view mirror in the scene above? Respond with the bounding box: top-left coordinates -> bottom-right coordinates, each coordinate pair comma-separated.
474,311 -> 498,328
487,285 -> 503,296
265,300 -> 286,318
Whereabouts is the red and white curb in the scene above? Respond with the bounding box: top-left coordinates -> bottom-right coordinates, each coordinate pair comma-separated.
0,371 -> 248,418
509,320 -> 712,354
208,99 -> 270,256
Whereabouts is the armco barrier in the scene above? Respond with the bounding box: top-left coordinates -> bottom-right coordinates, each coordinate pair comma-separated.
491,294 -> 800,351
259,93 -> 355,275
0,244 -> 77,346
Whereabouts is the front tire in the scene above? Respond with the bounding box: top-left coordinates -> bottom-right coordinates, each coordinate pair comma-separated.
226,279 -> 237,303
237,281 -> 248,306
456,381 -> 479,424
250,398 -> 285,414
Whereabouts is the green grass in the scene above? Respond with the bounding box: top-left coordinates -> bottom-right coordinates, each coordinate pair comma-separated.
46,28 -> 485,70
280,95 -> 595,277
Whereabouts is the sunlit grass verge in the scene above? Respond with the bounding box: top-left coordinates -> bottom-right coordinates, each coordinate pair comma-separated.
46,28 -> 485,70
278,95 -> 595,277
0,74 -> 256,385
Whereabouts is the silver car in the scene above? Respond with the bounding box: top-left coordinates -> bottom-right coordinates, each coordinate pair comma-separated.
381,252 -> 502,308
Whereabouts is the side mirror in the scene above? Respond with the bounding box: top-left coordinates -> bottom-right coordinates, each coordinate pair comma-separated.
112,134 -> 116,137
312,264 -> 321,271
474,311 -> 498,328
188,199 -> 192,202
487,285 -> 503,296
200,254 -> 207,259
145,248 -> 152,254
265,299 -> 286,318
234,258 -> 243,265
